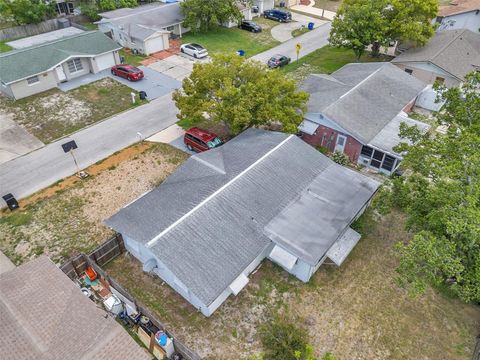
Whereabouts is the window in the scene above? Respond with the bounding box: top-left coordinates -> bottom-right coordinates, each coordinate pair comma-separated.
27,75 -> 39,85
370,149 -> 384,168
361,145 -> 373,157
404,68 -> 413,75
166,26 -> 175,31
381,155 -> 396,172
435,76 -> 445,84
67,58 -> 83,73
336,135 -> 345,146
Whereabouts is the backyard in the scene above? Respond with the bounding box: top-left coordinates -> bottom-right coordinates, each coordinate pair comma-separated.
182,18 -> 280,57
0,78 -> 143,143
0,142 -> 188,265
104,210 -> 480,359
282,45 -> 393,81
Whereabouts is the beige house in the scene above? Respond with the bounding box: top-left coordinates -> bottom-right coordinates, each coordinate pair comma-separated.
392,29 -> 480,87
0,31 -> 121,100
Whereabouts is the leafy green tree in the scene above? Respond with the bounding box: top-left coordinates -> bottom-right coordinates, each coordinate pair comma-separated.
173,53 -> 309,137
392,72 -> 480,303
180,0 -> 246,33
1,0 -> 55,25
330,0 -> 438,58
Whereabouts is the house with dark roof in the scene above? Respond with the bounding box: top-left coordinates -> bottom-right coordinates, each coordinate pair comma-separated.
435,0 -> 480,33
105,129 -> 380,316
392,29 -> 480,87
96,2 -> 189,56
0,31 -> 121,100
298,62 -> 430,175
0,255 -> 150,359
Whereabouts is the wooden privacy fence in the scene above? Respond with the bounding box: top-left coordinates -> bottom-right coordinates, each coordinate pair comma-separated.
60,235 -> 201,360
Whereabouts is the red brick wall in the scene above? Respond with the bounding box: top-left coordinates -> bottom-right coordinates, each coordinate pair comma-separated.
301,125 -> 363,163
402,97 -> 417,113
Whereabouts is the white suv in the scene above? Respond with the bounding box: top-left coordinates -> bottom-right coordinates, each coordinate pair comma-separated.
180,43 -> 208,59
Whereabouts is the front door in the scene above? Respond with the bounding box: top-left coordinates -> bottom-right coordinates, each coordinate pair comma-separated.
334,134 -> 347,153
55,66 -> 67,82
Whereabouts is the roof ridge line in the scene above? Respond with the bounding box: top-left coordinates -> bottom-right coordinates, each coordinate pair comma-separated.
0,30 -> 97,58
430,29 -> 466,61
338,64 -> 385,100
145,134 -> 294,248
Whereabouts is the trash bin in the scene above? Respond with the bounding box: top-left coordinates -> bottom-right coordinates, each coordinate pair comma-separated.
308,22 -> 314,30
120,56 -> 125,64
139,91 -> 147,100
237,49 -> 245,56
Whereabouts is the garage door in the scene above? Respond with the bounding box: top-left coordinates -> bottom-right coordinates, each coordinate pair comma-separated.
94,52 -> 116,71
145,35 -> 166,55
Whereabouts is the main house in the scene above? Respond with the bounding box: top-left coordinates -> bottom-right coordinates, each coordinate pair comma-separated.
106,129 -> 380,317
0,255 -> 149,359
392,29 -> 480,87
435,0 -> 480,33
96,2 -> 188,56
0,31 -> 121,100
299,62 -> 430,175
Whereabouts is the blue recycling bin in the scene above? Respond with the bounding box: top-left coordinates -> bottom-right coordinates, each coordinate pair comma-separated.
308,22 -> 314,30
237,49 -> 245,56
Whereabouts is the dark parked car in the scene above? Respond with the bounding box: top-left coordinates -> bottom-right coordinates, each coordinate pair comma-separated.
184,127 -> 223,152
263,9 -> 292,22
111,64 -> 144,81
268,54 -> 291,68
239,20 -> 262,32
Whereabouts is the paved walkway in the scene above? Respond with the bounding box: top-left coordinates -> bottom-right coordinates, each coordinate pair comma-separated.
290,4 -> 336,20
0,93 -> 179,201
252,21 -> 332,63
271,12 -> 327,42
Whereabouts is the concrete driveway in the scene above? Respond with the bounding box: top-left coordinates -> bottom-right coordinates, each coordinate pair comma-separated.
271,13 -> 327,42
59,66 -> 181,100
252,22 -> 332,64
148,54 -> 207,81
146,124 -> 195,155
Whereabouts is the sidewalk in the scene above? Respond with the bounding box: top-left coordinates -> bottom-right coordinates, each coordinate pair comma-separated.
290,4 -> 336,20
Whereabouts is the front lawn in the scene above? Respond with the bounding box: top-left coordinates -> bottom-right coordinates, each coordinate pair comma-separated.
119,49 -> 147,66
0,41 -> 12,53
0,142 -> 188,265
0,78 -> 144,143
282,45 -> 393,81
103,209 -> 480,359
181,18 -> 280,57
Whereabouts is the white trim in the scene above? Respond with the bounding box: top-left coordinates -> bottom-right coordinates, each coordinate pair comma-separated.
146,135 -> 294,248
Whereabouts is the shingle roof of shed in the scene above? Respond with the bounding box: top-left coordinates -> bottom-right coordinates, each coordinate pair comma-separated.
105,129 -> 380,306
300,63 -> 426,144
0,31 -> 121,84
392,29 -> 480,81
0,255 -> 150,360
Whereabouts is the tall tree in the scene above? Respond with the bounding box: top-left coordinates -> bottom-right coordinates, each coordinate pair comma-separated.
1,0 -> 55,25
172,53 -> 309,137
180,0 -> 245,33
330,0 -> 438,58
392,72 -> 480,303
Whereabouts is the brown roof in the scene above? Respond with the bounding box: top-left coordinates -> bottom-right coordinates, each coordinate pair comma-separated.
0,256 -> 150,360
438,0 -> 480,16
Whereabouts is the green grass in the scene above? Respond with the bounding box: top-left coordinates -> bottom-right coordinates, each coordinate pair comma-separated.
292,27 -> 310,37
79,22 -> 98,30
0,211 -> 33,227
119,49 -> 147,66
282,45 -> 392,81
0,41 -> 12,53
182,18 -> 280,58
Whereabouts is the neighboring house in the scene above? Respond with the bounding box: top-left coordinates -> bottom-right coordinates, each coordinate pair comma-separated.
0,31 -> 121,100
299,63 -> 429,175
105,129 -> 380,317
0,255 -> 150,359
392,29 -> 480,87
253,0 -> 274,14
435,0 -> 480,33
223,2 -> 253,28
96,2 -> 188,55
54,0 -> 78,16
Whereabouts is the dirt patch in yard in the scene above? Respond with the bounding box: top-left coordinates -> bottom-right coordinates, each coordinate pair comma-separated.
0,142 -> 188,265
104,210 -> 480,359
0,78 -> 143,143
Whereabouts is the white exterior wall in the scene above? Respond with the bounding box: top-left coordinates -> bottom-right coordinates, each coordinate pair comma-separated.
437,11 -> 480,33
393,61 -> 461,87
9,71 -> 58,100
61,57 -> 91,80
90,51 -> 118,73
144,33 -> 169,55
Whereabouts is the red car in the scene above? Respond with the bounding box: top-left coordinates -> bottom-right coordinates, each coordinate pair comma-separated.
184,127 -> 223,152
111,64 -> 144,81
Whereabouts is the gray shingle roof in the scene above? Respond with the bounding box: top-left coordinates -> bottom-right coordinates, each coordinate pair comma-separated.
0,31 -> 121,84
98,2 -> 184,41
106,129 -> 379,306
392,29 -> 480,80
0,256 -> 150,360
300,62 -> 426,143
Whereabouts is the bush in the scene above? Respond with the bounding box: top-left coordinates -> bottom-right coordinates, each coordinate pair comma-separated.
80,3 -> 100,21
331,151 -> 350,166
259,317 -> 310,360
